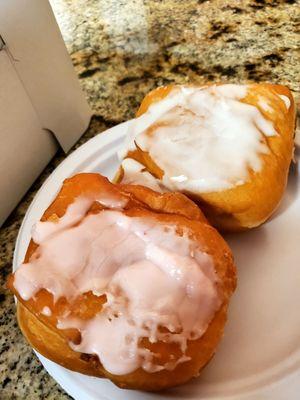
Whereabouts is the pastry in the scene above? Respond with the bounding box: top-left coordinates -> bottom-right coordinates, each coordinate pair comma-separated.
117,83 -> 295,231
8,173 -> 236,391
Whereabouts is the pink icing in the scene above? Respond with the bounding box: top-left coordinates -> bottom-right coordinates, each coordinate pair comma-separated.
14,197 -> 221,375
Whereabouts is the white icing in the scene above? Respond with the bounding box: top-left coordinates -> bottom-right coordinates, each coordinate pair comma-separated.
121,85 -> 277,192
120,158 -> 166,193
258,97 -> 273,113
41,306 -> 52,317
14,198 -> 220,375
278,94 -> 291,109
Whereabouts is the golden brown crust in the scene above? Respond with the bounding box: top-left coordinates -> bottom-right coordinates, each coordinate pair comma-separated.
17,303 -> 104,377
121,83 -> 296,232
8,173 -> 236,390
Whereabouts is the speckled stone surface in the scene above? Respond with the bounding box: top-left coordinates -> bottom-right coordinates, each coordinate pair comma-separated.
0,0 -> 299,398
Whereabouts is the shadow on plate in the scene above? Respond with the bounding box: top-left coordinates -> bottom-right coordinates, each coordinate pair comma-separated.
269,158 -> 299,221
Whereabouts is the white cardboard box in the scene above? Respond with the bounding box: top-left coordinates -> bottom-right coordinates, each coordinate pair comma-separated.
0,0 -> 92,225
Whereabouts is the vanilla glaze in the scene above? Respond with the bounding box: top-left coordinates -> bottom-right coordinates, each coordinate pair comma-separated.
14,197 -> 220,375
120,158 -> 166,192
122,84 -> 277,192
278,94 -> 291,109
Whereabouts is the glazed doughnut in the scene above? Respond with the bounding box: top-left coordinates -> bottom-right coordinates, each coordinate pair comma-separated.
117,83 -> 295,231
8,173 -> 236,391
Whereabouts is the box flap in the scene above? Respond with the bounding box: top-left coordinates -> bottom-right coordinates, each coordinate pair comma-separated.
0,0 -> 92,152
0,50 -> 58,225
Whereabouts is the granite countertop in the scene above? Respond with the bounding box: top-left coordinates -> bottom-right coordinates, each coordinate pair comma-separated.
0,0 -> 299,398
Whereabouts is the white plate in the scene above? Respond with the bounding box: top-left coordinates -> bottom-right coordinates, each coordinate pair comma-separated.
13,121 -> 300,400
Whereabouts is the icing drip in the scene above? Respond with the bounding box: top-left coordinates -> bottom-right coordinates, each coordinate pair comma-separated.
258,97 -> 273,113
122,84 -> 278,192
14,198 -> 220,375
278,94 -> 291,109
41,306 -> 52,317
120,158 -> 166,193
